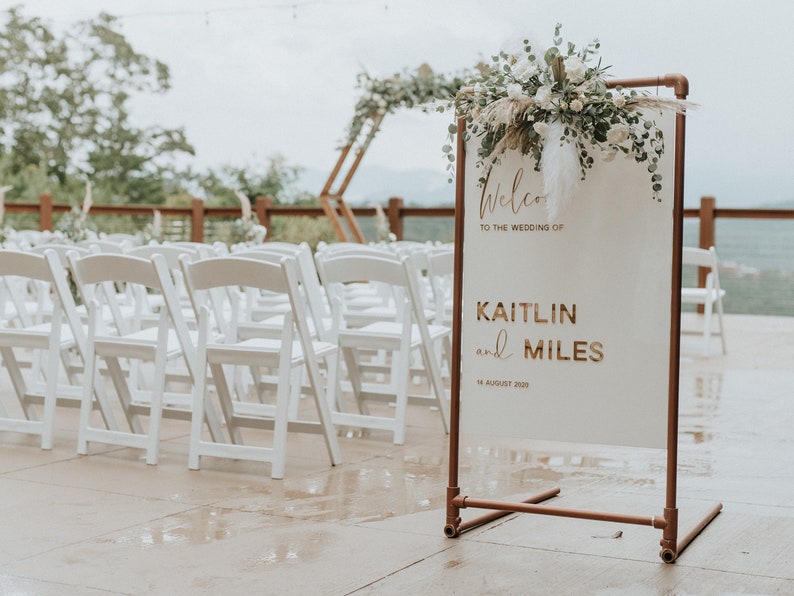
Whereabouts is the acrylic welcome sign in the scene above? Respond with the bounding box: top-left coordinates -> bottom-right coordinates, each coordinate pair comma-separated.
459,110 -> 676,449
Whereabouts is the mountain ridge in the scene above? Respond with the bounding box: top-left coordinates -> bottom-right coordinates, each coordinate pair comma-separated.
295,165 -> 455,207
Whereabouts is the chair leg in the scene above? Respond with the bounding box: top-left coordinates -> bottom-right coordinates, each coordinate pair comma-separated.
1,347 -> 36,421
105,357 -> 144,434
41,329 -> 61,450
188,362 -> 206,471
341,346 -> 370,415
703,300 -> 714,356
419,337 -> 451,434
392,347 -> 409,446
716,298 -> 727,354
77,340 -> 97,456
210,362 -> 243,444
270,359 -> 293,480
314,352 -> 342,466
145,315 -> 170,465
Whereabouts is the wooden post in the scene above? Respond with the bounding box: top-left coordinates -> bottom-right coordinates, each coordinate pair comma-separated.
191,197 -> 204,243
388,197 -> 403,241
698,196 -> 716,306
698,196 -> 716,251
255,195 -> 272,235
39,192 -> 53,231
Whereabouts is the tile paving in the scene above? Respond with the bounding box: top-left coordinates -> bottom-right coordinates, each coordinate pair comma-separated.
1,313 -> 792,594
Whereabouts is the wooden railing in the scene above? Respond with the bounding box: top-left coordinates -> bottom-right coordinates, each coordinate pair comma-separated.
5,194 -> 794,249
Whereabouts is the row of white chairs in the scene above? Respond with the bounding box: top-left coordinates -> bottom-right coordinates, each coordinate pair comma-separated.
0,239 -> 454,478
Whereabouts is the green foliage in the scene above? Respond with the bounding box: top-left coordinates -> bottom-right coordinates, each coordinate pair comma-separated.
346,63 -> 477,144
0,8 -> 193,203
183,155 -> 306,207
268,216 -> 336,250
443,24 -> 684,202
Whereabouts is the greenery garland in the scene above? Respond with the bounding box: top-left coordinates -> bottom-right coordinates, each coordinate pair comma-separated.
345,64 -> 477,144
345,24 -> 689,216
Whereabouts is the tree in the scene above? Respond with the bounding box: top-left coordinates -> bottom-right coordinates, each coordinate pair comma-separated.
0,7 -> 193,203
186,155 -> 314,207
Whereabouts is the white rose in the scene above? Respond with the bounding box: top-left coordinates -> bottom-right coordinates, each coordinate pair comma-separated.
612,93 -> 626,108
506,83 -> 524,100
570,99 -> 584,112
563,56 -> 587,83
534,85 -> 552,109
533,121 -> 549,136
606,123 -> 630,145
513,57 -> 539,79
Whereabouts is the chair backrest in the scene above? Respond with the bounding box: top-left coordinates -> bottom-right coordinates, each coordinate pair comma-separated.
77,239 -> 131,253
165,241 -> 218,258
29,243 -> 92,265
127,244 -> 201,267
68,252 -> 196,375
41,249 -> 91,355
426,248 -> 454,324
180,255 -> 316,357
682,246 -> 721,290
319,253 -> 407,289
0,250 -> 87,354
318,253 -> 433,329
0,251 -> 56,327
101,232 -> 142,247
316,242 -> 396,260
426,248 -> 454,278
682,246 -> 717,268
236,243 -> 330,334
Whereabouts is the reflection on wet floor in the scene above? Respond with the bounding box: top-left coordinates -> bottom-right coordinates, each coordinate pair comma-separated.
1,314 -> 793,592
113,508 -> 234,547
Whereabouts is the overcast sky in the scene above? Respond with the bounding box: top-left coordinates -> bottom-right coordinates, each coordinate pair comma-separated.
14,0 -> 794,207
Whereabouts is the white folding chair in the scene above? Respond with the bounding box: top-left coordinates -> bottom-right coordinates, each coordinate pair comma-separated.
235,246 -> 328,335
77,239 -> 132,253
180,255 -> 341,478
126,244 -> 202,315
681,246 -> 727,355
315,244 -> 402,328
69,252 -> 222,464
237,242 -> 330,335
319,253 -> 451,445
0,250 -> 115,448
426,248 -> 455,327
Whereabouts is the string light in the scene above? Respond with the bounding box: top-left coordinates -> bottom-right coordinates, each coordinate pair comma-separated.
112,0 -> 376,22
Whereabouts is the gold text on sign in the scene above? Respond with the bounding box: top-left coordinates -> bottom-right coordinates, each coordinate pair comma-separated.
476,301 -> 576,325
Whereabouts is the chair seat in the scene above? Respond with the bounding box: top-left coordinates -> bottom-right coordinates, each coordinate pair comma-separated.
681,287 -> 726,303
206,337 -> 336,366
92,327 -> 185,360
339,321 -> 450,349
0,323 -> 75,350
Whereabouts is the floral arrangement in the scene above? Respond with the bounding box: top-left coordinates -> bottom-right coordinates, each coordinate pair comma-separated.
54,181 -> 98,242
372,202 -> 396,242
444,24 -> 689,220
139,208 -> 163,244
343,25 -> 689,221
346,64 -> 475,144
230,190 -> 267,246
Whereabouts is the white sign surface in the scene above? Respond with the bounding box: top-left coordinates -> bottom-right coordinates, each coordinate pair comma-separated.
459,111 -> 675,449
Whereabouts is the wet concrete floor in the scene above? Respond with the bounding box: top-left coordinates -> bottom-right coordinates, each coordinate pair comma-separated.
0,313 -> 792,594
